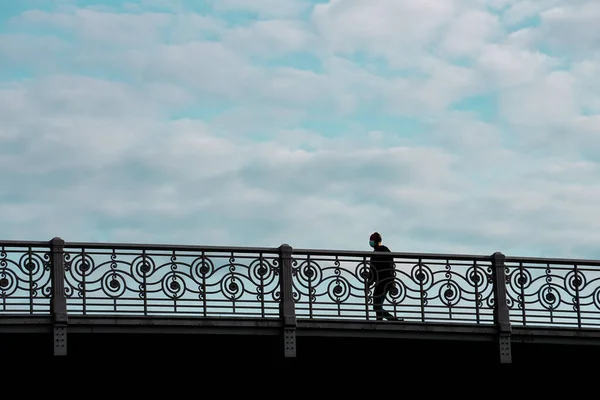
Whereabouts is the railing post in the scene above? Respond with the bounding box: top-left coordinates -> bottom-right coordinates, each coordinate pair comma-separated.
492,252 -> 511,364
278,244 -> 296,358
50,237 -> 68,356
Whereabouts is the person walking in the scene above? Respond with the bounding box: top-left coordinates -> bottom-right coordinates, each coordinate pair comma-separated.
368,232 -> 400,321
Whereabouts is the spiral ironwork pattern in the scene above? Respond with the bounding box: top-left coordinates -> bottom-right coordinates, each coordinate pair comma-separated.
63,247 -> 281,317
291,253 -> 495,323
505,260 -> 600,328
5,238 -> 600,330
0,246 -> 52,314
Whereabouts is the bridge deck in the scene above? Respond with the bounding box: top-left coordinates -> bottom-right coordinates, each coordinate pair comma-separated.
3,237 -> 600,362
3,316 -> 600,365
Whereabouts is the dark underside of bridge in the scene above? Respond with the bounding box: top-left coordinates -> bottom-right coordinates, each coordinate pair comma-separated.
3,316 -> 600,364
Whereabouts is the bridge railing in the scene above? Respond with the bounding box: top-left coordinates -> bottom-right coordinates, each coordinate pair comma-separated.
2,237 -> 600,330
504,256 -> 600,328
291,249 -> 495,324
60,242 -> 282,318
0,241 -> 53,315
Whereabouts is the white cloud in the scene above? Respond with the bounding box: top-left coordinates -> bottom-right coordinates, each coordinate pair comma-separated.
538,2 -> 600,55
1,0 -> 600,262
498,70 -> 578,126
0,34 -> 68,65
438,10 -> 503,57
500,0 -> 561,25
312,0 -> 457,64
476,44 -> 559,89
11,8 -> 225,44
210,0 -> 310,18
221,20 -> 317,56
0,73 -> 596,257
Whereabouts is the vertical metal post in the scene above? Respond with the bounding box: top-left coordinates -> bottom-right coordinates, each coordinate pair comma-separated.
278,244 -> 296,358
573,264 -> 582,328
492,252 -> 511,364
50,237 -> 68,356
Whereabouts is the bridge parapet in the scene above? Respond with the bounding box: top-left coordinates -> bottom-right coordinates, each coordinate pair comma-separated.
504,255 -> 600,329
2,237 -> 600,362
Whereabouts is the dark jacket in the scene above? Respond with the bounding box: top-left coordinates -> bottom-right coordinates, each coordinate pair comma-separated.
370,245 -> 395,281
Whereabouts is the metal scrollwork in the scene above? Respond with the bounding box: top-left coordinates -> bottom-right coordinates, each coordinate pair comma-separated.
62,247 -> 281,317
162,272 -> 186,300
439,280 -> 461,307
291,254 -> 495,323
191,255 -> 214,280
327,276 -> 351,304
388,278 -> 407,304
221,273 -> 244,301
101,271 -> 127,299
68,252 -> 96,280
511,268 -> 532,291
7,240 -> 600,329
0,246 -> 52,314
0,267 -> 18,297
295,259 -> 322,290
538,284 -> 560,311
505,261 -> 600,327
564,270 -> 585,297
132,254 -> 156,280
593,287 -> 600,311
411,263 -> 433,291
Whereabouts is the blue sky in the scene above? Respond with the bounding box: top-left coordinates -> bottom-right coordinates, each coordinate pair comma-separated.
1,0 -> 600,259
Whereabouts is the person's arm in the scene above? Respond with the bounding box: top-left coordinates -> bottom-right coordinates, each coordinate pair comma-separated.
384,247 -> 396,273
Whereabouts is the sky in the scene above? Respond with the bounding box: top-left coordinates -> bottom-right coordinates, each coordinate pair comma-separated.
1,0 -> 600,260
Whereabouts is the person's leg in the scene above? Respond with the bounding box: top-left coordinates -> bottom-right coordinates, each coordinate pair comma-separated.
379,275 -> 402,321
372,279 -> 386,320
382,285 -> 401,321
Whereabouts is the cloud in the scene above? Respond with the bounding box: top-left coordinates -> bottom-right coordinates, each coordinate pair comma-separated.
1,0 -> 600,262
438,9 -> 503,57
537,2 -> 600,55
220,19 -> 317,57
210,0 -> 310,19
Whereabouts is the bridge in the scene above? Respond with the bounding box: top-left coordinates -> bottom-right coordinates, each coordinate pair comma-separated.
2,237 -> 600,363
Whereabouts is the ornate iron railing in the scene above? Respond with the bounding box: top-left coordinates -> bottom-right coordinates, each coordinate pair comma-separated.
291,249 -> 495,324
2,238 -> 600,330
61,242 -> 281,318
0,241 -> 52,314
504,256 -> 600,328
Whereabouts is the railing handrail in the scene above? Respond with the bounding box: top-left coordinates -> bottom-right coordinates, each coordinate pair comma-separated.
0,239 -> 279,254
292,247 -> 493,261
64,241 -> 280,254
0,240 -> 55,248
3,239 -> 600,267
504,255 -> 600,266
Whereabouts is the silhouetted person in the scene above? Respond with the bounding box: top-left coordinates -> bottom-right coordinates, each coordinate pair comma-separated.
368,232 -> 400,321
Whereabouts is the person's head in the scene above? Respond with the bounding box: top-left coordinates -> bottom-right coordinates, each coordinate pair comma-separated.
369,232 -> 382,248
